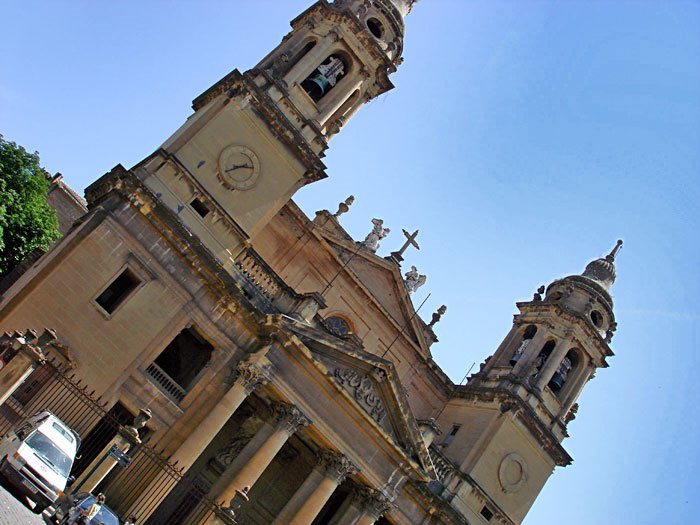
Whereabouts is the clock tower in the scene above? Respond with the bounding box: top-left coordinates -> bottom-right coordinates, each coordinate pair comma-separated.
129,0 -> 412,272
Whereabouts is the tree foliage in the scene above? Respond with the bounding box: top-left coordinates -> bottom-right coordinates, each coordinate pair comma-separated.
0,135 -> 60,275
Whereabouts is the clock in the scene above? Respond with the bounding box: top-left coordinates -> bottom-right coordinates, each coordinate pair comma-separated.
217,145 -> 261,191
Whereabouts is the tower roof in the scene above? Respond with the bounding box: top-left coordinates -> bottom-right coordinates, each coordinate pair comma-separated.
581,240 -> 623,290
390,0 -> 418,17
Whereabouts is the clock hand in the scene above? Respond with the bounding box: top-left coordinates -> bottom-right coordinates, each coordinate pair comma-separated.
225,163 -> 253,172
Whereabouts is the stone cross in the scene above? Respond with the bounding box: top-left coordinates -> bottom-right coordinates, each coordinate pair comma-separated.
388,229 -> 420,264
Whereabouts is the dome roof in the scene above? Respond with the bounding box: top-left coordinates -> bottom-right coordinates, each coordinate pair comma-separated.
390,0 -> 418,17
581,240 -> 623,290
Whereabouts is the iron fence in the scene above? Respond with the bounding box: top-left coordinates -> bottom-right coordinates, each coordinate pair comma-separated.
0,359 -> 237,524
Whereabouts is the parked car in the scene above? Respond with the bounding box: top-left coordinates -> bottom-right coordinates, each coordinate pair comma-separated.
50,491 -> 119,524
0,410 -> 79,514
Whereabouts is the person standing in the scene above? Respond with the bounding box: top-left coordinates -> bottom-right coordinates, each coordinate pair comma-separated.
76,493 -> 105,525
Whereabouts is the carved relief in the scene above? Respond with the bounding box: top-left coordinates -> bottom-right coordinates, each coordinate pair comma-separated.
352,486 -> 394,519
210,428 -> 254,474
333,367 -> 386,423
270,402 -> 311,434
226,361 -> 269,393
498,453 -> 528,493
318,450 -> 359,482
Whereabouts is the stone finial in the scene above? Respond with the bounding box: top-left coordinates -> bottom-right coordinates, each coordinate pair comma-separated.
404,265 -> 426,294
333,195 -> 355,218
122,408 -> 152,443
533,285 -> 545,302
428,305 -> 447,327
607,239 -> 623,261
361,218 -> 390,253
564,403 -> 579,424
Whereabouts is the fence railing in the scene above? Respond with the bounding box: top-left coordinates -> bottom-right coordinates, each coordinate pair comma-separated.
0,360 -> 236,524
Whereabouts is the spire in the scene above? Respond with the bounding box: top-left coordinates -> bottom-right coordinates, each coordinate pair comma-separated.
581,240 -> 623,290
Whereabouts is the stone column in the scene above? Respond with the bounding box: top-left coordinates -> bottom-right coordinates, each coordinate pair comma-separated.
125,360 -> 268,522
511,329 -> 547,376
70,408 -> 151,495
172,361 -> 269,469
210,402 -> 311,515
274,450 -> 358,525
557,363 -> 594,419
284,33 -> 338,86
534,341 -> 570,391
331,486 -> 394,525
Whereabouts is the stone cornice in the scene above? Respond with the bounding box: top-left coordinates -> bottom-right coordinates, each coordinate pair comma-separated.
270,315 -> 435,481
292,1 -> 402,74
452,385 -> 573,466
83,165 -> 270,337
405,480 -> 471,525
514,302 -> 614,362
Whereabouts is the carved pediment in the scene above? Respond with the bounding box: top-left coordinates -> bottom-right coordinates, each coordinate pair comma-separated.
333,366 -> 387,425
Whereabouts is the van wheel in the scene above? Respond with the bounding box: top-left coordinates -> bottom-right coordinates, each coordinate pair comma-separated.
32,501 -> 48,514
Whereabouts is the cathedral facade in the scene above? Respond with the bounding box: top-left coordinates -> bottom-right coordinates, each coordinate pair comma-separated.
0,1 -> 620,524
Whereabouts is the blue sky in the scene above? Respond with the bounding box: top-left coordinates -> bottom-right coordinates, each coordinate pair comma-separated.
2,1 -> 699,523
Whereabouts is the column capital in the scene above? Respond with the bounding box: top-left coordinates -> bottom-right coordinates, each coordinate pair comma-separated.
352,486 -> 395,519
318,450 -> 359,483
270,402 -> 311,434
226,361 -> 269,393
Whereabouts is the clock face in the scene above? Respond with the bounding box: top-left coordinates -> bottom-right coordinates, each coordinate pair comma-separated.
217,145 -> 261,191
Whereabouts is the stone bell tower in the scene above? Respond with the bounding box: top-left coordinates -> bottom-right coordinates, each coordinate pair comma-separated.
473,239 -> 622,434
434,241 -> 623,524
128,0 -> 413,268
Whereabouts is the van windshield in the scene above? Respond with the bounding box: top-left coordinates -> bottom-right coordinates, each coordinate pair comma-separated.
25,431 -> 73,477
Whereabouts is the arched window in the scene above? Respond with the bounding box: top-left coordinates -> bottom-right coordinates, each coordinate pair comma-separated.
301,54 -> 349,102
531,340 -> 556,379
266,39 -> 316,80
510,325 -> 537,365
548,349 -> 579,394
325,316 -> 351,337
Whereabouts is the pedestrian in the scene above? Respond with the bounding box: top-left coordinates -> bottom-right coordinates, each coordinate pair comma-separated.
76,493 -> 105,525
123,514 -> 137,525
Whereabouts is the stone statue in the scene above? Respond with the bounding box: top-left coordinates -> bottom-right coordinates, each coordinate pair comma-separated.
362,218 -> 390,253
333,195 -> 355,218
404,266 -> 426,294
428,305 -> 447,327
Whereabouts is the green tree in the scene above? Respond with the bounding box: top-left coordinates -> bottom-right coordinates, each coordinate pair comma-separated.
0,135 -> 60,275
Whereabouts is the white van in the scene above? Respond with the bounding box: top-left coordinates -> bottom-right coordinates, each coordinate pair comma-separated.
0,411 -> 80,514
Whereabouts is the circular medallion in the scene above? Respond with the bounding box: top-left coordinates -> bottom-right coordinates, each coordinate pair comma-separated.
498,453 -> 528,493
217,145 -> 260,191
